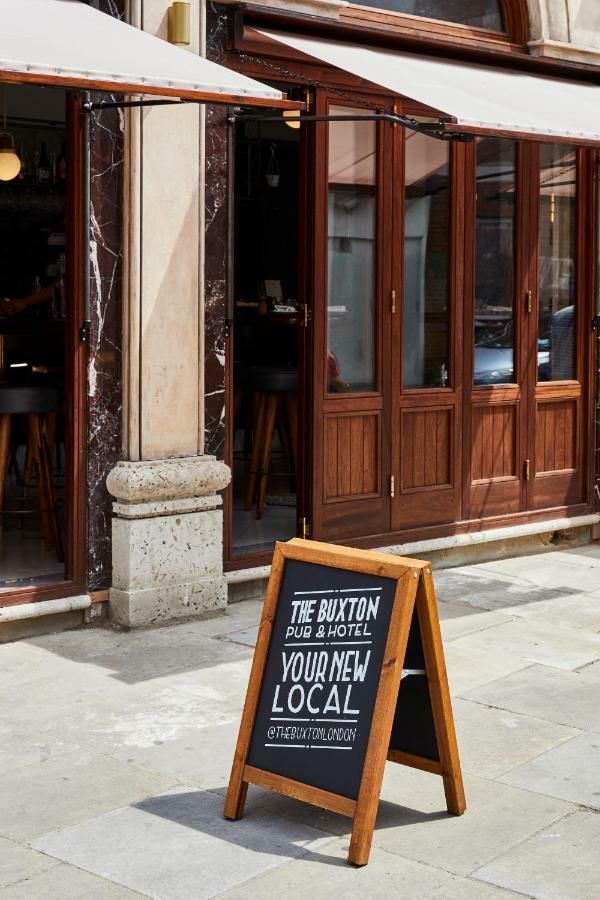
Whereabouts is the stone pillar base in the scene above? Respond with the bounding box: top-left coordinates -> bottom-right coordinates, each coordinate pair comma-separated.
106,457 -> 230,628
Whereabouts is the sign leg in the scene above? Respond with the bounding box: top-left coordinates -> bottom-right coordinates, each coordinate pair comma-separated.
348,802 -> 379,866
224,766 -> 249,821
417,570 -> 466,816
348,569 -> 419,865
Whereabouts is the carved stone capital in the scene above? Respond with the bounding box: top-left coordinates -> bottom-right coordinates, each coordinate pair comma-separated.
106,456 -> 231,504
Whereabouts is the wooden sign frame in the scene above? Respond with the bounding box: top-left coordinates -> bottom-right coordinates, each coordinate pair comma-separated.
224,539 -> 465,866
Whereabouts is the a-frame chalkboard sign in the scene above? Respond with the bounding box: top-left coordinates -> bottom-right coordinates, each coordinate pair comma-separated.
224,539 -> 465,866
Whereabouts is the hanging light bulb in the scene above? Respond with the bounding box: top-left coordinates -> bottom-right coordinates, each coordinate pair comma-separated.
282,110 -> 301,130
0,89 -> 21,182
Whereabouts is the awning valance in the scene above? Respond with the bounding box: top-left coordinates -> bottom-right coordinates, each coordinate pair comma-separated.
0,0 -> 294,109
255,28 -> 600,144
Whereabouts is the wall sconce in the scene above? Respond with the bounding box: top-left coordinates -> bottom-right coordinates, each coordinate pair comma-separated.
168,2 -> 190,46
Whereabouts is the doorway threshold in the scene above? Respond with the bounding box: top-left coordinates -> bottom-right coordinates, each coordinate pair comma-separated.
226,513 -> 600,602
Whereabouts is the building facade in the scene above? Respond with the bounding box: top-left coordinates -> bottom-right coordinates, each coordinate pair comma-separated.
2,0 -> 600,633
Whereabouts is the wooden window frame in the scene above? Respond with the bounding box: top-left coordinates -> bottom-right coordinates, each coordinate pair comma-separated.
339,0 -> 528,49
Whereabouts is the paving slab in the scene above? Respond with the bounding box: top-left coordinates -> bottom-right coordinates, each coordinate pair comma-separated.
0,718 -> 71,776
497,591 -> 600,631
0,640 -> 98,690
1,862 -> 142,899
370,767 -> 574,876
461,664 -> 600,732
576,657 -> 600,678
432,568 -> 548,612
452,698 -> 581,779
111,720 -> 241,791
473,811 -> 600,900
452,618 -> 600,670
0,669 -> 244,755
476,557 -> 600,594
0,836 -> 57,890
223,626 -> 259,647
499,732 -> 600,809
0,751 -> 176,842
33,787 -> 333,900
439,606 -> 515,642
444,643 -> 531,695
219,836 -> 515,899
530,545 -> 600,568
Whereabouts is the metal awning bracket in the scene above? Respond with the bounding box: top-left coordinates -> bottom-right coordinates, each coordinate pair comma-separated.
229,109 -> 472,142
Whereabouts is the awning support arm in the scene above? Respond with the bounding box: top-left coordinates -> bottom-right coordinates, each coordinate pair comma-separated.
83,98 -> 200,112
230,110 -> 472,142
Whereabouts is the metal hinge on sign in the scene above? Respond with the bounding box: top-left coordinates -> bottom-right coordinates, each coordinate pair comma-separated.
391,289 -> 396,314
301,305 -> 311,328
390,475 -> 395,498
526,290 -> 533,313
299,516 -> 310,539
525,459 -> 531,481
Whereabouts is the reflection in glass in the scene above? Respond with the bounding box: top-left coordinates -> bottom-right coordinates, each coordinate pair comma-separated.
474,138 -> 516,385
538,144 -> 577,382
327,106 -> 376,393
403,132 -> 450,389
352,0 -> 504,30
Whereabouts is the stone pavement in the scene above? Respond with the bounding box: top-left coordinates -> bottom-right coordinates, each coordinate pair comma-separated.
2,544 -> 600,899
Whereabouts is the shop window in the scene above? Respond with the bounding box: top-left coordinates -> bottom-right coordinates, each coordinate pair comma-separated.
538,144 -> 577,382
327,107 -> 377,393
402,132 -> 450,389
352,0 -> 505,31
474,138 -> 516,385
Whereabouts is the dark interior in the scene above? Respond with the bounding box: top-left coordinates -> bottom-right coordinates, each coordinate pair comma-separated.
0,84 -> 67,590
232,99 -> 301,558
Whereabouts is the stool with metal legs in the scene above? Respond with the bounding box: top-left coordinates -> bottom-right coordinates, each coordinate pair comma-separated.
0,386 -> 64,562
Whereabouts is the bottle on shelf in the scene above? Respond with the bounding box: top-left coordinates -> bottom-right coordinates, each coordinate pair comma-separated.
57,142 -> 66,184
37,141 -> 51,185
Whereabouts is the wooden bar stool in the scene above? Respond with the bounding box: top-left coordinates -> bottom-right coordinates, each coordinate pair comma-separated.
0,386 -> 64,562
244,367 -> 298,519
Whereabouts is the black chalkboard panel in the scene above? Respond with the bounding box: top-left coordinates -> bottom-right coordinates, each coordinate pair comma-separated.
247,558 -> 397,800
389,610 -> 439,762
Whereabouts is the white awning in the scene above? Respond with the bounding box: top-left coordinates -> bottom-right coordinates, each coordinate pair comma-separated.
0,0 -> 294,109
256,28 -> 600,144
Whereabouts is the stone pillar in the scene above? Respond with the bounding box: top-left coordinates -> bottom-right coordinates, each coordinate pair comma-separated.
107,1 -> 231,627
107,457 -> 230,627
527,0 -> 600,64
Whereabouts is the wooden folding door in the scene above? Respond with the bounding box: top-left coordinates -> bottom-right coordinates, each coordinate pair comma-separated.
310,91 -> 393,541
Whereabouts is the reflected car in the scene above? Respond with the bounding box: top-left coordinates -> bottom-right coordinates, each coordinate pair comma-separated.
474,320 -> 549,384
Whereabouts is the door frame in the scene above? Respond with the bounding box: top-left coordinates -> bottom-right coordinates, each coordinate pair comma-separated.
309,88 -> 394,543
224,87 -> 312,569
0,89 -> 88,608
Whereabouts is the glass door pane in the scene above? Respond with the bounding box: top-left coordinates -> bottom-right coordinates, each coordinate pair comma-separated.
327,106 -> 377,393
403,132 -> 450,389
474,138 -> 516,385
538,144 -> 577,382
